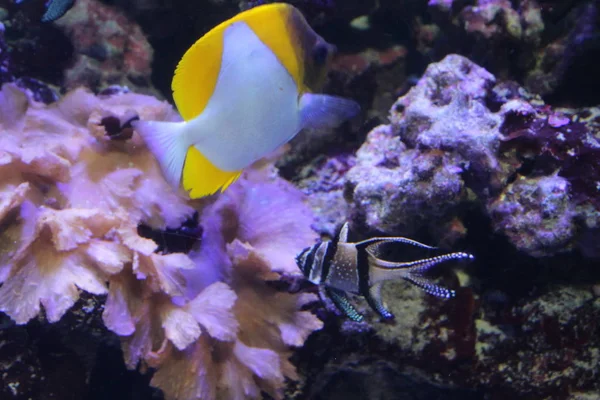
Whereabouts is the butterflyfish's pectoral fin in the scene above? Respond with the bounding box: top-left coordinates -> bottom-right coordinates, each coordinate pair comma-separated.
182,146 -> 242,199
323,287 -> 364,322
364,282 -> 394,320
132,119 -> 189,189
299,93 -> 360,130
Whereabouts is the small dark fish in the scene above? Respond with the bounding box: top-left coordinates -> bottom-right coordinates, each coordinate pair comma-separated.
14,0 -> 75,22
296,222 -> 474,322
41,0 -> 75,22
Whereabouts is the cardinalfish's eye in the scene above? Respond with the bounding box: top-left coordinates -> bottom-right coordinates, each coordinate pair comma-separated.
312,43 -> 330,65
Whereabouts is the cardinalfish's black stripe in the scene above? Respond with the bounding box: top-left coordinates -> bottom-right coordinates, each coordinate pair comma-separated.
321,237 -> 338,284
304,244 -> 319,275
295,248 -> 308,271
356,243 -> 371,294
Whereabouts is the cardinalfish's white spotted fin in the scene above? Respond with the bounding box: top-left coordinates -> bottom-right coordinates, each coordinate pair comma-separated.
323,286 -> 365,323
357,236 -> 438,250
365,242 -> 473,320
367,239 -> 474,298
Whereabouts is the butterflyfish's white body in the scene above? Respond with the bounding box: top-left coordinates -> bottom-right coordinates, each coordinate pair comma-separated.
133,3 -> 360,199
187,22 -> 301,171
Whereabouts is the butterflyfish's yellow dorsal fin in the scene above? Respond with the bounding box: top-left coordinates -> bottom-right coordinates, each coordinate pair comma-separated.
182,146 -> 242,198
172,3 -> 306,121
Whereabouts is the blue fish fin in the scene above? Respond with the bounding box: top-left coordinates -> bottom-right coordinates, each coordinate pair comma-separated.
402,274 -> 456,299
364,282 -> 394,320
41,0 -> 75,23
299,93 -> 360,130
324,287 -> 364,322
132,119 -> 189,189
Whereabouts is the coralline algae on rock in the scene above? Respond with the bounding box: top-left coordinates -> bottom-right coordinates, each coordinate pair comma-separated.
489,175 -> 575,257
391,54 -> 507,194
346,124 -> 467,237
425,0 -> 599,105
345,54 -> 600,257
346,55 -> 508,241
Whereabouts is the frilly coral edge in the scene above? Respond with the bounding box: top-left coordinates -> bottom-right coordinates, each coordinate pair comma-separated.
0,83 -> 323,400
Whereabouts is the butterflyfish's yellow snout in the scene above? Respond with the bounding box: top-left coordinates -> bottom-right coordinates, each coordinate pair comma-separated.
133,3 -> 360,199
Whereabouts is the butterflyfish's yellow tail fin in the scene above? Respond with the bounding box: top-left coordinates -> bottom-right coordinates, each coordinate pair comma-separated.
182,146 -> 242,199
133,119 -> 190,189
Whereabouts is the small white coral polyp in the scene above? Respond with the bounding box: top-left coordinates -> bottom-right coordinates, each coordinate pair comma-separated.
0,83 -> 323,399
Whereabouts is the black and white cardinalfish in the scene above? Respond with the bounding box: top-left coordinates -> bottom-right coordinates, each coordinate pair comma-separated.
133,3 -> 360,199
296,222 -> 475,322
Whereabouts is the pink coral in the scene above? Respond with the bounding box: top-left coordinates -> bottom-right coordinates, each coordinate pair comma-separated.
0,80 -> 191,340
0,207 -> 127,324
107,167 -> 323,400
0,82 -> 323,399
0,82 -> 192,313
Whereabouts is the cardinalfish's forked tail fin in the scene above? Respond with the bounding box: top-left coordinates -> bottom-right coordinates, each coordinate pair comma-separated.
355,237 -> 473,321
363,237 -> 475,298
363,237 -> 474,299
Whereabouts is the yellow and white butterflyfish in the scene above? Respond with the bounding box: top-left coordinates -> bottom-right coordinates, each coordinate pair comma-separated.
133,2 -> 360,199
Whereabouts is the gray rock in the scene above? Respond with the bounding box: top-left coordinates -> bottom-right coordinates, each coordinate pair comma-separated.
488,175 -> 575,257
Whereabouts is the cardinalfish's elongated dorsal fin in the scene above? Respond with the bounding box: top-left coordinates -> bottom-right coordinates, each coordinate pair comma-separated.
338,222 -> 350,243
357,236 -> 438,250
